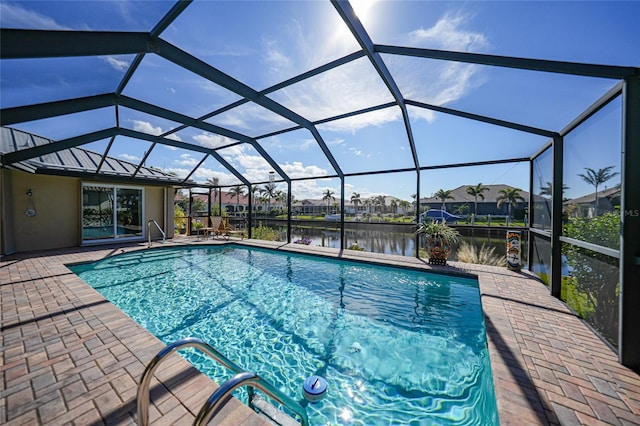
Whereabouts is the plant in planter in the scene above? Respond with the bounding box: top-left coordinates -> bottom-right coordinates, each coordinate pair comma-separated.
414,220 -> 460,265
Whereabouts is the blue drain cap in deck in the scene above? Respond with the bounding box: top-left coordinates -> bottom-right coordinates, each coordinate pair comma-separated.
303,375 -> 327,403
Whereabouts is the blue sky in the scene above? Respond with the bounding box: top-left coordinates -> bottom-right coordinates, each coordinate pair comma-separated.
2,0 -> 638,201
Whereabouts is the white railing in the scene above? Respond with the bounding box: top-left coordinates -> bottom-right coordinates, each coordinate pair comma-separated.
147,220 -> 166,247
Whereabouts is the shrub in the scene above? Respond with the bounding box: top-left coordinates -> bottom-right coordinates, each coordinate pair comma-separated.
251,222 -> 279,241
457,242 -> 506,266
562,210 -> 620,346
347,243 -> 365,251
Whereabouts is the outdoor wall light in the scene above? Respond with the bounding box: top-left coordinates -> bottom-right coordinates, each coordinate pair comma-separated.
25,189 -> 36,217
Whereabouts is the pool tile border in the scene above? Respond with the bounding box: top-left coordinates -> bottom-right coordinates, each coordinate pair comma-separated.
1,238 -> 639,425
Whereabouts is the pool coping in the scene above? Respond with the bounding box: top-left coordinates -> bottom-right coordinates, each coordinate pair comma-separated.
1,238 -> 639,425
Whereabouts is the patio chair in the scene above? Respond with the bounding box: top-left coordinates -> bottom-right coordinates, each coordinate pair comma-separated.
201,216 -> 223,239
216,217 -> 245,240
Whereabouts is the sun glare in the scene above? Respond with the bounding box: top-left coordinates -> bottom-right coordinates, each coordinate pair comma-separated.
350,0 -> 376,23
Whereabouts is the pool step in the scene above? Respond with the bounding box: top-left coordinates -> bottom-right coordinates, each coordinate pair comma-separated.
252,395 -> 301,426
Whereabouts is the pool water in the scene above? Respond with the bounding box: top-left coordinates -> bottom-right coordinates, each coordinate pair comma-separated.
69,246 -> 498,425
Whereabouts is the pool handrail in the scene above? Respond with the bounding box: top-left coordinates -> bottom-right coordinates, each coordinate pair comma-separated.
136,337 -> 308,426
147,220 -> 165,247
194,371 -> 309,426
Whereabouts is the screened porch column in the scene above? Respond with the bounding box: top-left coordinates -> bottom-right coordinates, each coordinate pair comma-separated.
550,136 -> 564,298
619,74 -> 640,372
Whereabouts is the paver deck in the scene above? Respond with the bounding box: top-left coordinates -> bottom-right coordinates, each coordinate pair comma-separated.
1,238 -> 639,425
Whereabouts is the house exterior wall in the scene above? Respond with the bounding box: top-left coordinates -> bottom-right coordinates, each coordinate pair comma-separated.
145,186 -> 171,240
7,171 -> 79,253
1,170 -> 172,254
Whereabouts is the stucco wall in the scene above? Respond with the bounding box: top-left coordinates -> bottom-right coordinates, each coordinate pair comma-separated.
145,186 -> 174,240
2,170 -> 173,254
9,172 -> 79,253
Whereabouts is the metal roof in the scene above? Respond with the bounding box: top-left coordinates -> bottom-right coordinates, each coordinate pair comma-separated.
0,126 -> 190,185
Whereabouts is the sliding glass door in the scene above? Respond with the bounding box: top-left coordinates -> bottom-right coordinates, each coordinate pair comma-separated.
82,184 -> 144,243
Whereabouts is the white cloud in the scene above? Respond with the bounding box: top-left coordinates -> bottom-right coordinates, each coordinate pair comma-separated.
0,3 -> 68,29
408,13 -> 487,51
192,168 -> 240,186
218,144 -> 246,159
270,58 -> 396,131
264,38 -> 291,75
174,154 -> 198,167
262,134 -> 315,152
384,13 -> 489,112
235,153 -> 272,171
194,132 -> 237,149
164,167 -> 191,178
118,153 -> 140,162
102,56 -> 129,72
211,102 -> 293,136
280,161 -> 328,179
131,120 -> 164,136
130,120 -> 183,142
266,10 -> 487,131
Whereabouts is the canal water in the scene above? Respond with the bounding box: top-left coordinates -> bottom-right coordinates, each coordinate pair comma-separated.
248,220 -> 528,263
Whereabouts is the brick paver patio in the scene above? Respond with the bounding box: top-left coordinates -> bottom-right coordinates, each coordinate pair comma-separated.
1,239 -> 639,425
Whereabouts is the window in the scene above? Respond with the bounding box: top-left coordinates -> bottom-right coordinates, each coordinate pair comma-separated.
82,184 -> 144,243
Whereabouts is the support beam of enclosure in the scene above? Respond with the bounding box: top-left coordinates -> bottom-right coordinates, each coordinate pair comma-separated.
115,0 -> 190,95
118,129 -> 250,187
376,45 -> 640,80
154,39 -> 344,180
528,158 -> 535,272
332,0 -> 420,173
0,29 -> 150,59
0,94 -> 116,126
287,182 -> 292,244
118,96 -> 290,184
619,75 -> 640,373
406,100 -> 559,138
194,51 -> 366,127
550,136 -> 564,298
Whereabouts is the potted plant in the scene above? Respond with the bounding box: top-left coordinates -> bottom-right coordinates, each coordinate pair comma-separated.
414,220 -> 460,265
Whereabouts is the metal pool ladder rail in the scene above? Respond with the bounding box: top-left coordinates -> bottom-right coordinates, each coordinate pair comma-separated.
147,220 -> 166,247
136,337 -> 309,426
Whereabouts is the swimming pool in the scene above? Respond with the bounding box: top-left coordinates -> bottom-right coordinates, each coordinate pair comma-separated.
69,246 -> 498,425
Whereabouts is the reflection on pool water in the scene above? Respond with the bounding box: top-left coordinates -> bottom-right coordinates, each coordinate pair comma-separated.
69,246 -> 498,425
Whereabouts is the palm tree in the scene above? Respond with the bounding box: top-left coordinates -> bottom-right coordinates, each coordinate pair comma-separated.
206,177 -> 220,211
399,200 -> 411,216
540,181 -> 570,199
373,198 -> 381,216
434,189 -> 455,213
261,181 -> 278,214
350,192 -> 361,219
390,199 -> 398,215
577,166 -> 619,216
228,185 -> 245,216
363,199 -> 373,219
250,186 -> 262,216
375,195 -> 386,215
274,190 -> 286,214
496,187 -> 525,226
466,183 -> 489,224
322,189 -> 335,214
